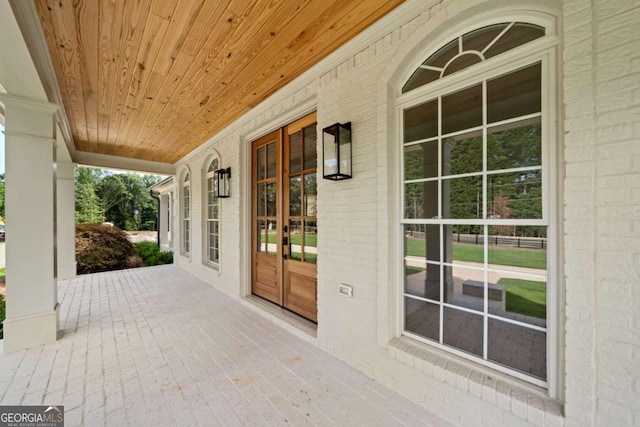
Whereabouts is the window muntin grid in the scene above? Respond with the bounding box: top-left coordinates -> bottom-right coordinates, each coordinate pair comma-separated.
182,172 -> 190,255
402,22 -> 545,93
401,55 -> 549,385
206,159 -> 220,266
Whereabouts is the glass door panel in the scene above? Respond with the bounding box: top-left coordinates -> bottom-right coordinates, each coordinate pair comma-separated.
251,112 -> 318,322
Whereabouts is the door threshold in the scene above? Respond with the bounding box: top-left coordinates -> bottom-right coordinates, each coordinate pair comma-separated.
243,294 -> 317,339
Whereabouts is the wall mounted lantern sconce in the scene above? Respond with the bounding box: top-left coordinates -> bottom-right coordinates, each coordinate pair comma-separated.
322,122 -> 352,180
216,167 -> 231,198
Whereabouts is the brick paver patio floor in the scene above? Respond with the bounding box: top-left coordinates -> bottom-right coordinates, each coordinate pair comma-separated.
0,265 -> 450,426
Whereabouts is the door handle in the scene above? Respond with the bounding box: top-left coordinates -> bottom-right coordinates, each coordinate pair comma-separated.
283,254 -> 288,260
282,236 -> 288,245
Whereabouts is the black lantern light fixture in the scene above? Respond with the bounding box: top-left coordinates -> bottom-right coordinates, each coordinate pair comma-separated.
322,122 -> 352,180
216,167 -> 231,198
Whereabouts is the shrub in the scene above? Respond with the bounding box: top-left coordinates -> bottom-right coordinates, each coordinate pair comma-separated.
134,241 -> 173,266
76,223 -> 134,274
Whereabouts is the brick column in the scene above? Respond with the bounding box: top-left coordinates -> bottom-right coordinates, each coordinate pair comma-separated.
0,93 -> 59,353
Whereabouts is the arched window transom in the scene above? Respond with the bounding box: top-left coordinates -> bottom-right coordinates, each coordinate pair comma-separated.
402,22 -> 545,93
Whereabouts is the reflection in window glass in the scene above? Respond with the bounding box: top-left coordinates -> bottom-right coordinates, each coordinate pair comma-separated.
443,131 -> 483,176
404,140 -> 438,180
256,220 -> 266,253
404,224 -> 440,262
304,174 -> 317,216
290,132 -> 302,174
266,182 -> 277,216
424,39 -> 459,69
487,226 -> 547,269
488,318 -> 546,380
404,224 -> 441,301
443,307 -> 483,357
402,68 -> 441,93
442,175 -> 482,219
488,273 -> 547,327
257,183 -> 265,216
267,220 -> 277,255
462,24 -> 508,52
484,23 -> 545,59
487,119 -> 541,171
443,265 -> 487,312
267,143 -> 277,178
303,125 -> 317,171
289,220 -> 302,261
304,221 -> 317,263
442,84 -> 482,134
487,63 -> 541,124
289,176 -> 301,216
405,260 -> 441,301
257,146 -> 266,180
404,100 -> 438,142
404,182 -> 439,219
405,297 -> 440,342
442,53 -> 482,76
488,171 -> 542,219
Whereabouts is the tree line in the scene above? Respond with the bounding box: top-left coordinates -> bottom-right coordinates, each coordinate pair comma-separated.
75,167 -> 162,231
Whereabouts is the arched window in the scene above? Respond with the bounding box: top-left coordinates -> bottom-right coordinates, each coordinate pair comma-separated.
205,158 -> 220,266
181,170 -> 191,255
399,19 -> 556,388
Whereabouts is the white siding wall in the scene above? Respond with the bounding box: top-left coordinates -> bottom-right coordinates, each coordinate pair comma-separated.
172,0 -> 640,425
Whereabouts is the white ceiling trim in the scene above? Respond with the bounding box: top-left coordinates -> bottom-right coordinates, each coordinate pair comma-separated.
74,151 -> 175,176
9,0 -> 77,162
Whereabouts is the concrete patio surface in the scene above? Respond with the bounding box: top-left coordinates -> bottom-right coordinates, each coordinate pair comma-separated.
0,265 -> 450,426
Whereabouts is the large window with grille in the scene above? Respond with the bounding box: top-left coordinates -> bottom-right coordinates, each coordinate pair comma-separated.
399,21 -> 555,387
205,158 -> 220,266
181,171 -> 191,255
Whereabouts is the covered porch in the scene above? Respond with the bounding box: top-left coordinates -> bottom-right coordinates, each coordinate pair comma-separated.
0,265 -> 448,426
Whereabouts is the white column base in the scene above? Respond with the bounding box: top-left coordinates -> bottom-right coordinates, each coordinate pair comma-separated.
58,262 -> 77,280
2,303 -> 59,353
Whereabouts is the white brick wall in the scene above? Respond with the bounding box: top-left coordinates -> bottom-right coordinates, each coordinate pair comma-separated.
563,1 -> 640,426
169,0 -> 640,425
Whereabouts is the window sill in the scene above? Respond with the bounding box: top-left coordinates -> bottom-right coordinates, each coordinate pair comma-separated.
388,336 -> 563,427
203,261 -> 220,271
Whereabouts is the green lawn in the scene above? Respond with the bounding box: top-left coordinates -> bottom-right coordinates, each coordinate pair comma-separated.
498,278 -> 547,319
405,265 -> 425,276
266,232 -> 317,247
405,239 -> 546,270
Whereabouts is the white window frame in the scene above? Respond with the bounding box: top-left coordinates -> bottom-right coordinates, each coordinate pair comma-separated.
204,157 -> 220,268
396,18 -> 559,394
181,169 -> 191,256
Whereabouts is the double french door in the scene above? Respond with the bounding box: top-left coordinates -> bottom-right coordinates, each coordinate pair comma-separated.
251,113 -> 318,322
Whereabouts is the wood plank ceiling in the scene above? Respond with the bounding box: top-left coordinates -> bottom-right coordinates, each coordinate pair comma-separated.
35,0 -> 404,164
